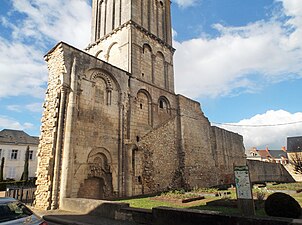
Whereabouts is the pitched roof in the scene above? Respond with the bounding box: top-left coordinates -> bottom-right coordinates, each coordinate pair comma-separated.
0,129 -> 39,145
269,150 -> 288,159
257,150 -> 271,158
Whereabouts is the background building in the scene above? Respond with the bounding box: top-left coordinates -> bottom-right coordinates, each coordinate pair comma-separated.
287,136 -> 302,153
0,129 -> 39,180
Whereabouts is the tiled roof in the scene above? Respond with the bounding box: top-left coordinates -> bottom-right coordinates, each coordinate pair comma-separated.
249,148 -> 288,160
257,150 -> 271,158
0,129 -> 39,145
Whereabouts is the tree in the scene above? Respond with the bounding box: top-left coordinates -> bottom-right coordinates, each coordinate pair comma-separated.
0,157 -> 4,182
289,152 -> 302,174
21,146 -> 30,181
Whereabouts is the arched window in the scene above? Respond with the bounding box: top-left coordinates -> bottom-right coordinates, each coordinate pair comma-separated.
141,44 -> 153,82
137,90 -> 152,125
158,96 -> 170,113
154,51 -> 165,88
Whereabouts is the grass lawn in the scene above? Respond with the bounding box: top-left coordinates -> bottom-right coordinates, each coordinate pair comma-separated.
115,182 -> 302,216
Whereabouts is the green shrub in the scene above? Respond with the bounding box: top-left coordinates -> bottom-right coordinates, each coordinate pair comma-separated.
265,192 -> 301,218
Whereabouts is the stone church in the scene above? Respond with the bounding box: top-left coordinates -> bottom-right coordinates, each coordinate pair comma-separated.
35,0 -> 246,210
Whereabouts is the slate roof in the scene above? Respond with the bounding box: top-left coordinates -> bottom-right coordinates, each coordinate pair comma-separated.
0,129 -> 39,145
269,150 -> 288,159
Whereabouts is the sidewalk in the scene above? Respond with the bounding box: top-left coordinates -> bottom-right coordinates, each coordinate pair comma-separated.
31,208 -> 138,225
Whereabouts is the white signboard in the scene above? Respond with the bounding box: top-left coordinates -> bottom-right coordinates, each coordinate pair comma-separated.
234,166 -> 252,200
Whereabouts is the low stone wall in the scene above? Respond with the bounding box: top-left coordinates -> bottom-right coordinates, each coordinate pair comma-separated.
61,198 -> 129,219
151,207 -> 302,225
59,198 -> 302,225
247,160 -> 295,183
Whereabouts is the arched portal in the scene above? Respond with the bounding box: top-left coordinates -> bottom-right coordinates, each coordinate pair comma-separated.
78,149 -> 113,199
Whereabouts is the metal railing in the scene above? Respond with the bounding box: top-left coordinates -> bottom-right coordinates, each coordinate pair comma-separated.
5,185 -> 36,205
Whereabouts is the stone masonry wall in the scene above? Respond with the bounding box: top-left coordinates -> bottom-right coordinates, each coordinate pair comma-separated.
35,43 -> 66,210
138,116 -> 179,194
248,160 -> 295,183
178,95 -> 246,188
210,126 -> 246,185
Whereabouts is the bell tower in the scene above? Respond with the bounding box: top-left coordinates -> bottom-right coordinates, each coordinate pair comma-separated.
87,0 -> 175,92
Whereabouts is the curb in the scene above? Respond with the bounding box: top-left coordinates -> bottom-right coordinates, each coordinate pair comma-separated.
43,215 -> 91,225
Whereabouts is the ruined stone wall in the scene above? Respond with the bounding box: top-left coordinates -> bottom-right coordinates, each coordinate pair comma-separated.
35,43 -> 66,210
137,116 -> 179,194
178,95 -> 246,188
210,126 -> 246,185
177,95 -> 217,188
247,160 -> 295,183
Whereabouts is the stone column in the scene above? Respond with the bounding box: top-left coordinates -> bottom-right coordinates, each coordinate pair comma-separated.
59,57 -> 78,206
51,84 -> 68,210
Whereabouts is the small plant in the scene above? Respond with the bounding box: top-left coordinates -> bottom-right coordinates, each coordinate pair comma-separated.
253,188 -> 267,200
265,192 -> 301,218
160,189 -> 199,199
192,187 -> 219,194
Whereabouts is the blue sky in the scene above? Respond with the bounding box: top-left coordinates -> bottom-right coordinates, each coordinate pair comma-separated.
0,0 -> 301,149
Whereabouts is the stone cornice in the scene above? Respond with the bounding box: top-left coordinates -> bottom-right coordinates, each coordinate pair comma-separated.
85,20 -> 175,53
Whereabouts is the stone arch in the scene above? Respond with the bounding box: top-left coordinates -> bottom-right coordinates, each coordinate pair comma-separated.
158,96 -> 170,113
141,44 -> 153,82
78,147 -> 113,199
89,69 -> 121,106
106,42 -> 120,66
143,43 -> 152,53
88,147 -> 112,166
95,50 -> 103,59
137,89 -> 152,126
154,51 -> 166,88
157,0 -> 165,40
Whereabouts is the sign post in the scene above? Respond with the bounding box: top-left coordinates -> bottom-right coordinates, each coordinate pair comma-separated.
234,165 -> 255,216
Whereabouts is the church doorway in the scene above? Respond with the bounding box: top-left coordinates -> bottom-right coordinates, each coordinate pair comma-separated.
78,150 -> 114,199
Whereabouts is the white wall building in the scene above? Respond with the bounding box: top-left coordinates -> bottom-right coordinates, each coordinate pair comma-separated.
0,129 -> 39,180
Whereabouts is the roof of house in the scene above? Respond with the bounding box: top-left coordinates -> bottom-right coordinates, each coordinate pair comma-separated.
0,129 -> 39,145
256,150 -> 271,158
248,147 -> 288,160
269,150 -> 288,159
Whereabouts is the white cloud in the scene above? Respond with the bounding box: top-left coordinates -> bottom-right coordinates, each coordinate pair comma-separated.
7,102 -> 43,113
216,110 -> 302,149
7,105 -> 22,112
0,116 -> 34,131
174,0 -> 197,8
0,0 -> 91,99
0,38 -> 47,98
10,0 -> 91,48
173,0 -> 302,98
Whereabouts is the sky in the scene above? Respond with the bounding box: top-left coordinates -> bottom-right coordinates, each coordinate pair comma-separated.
0,0 -> 301,150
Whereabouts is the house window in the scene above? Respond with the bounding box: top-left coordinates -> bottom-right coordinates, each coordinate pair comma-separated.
7,167 -> 16,179
11,150 -> 18,160
29,150 -> 34,160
